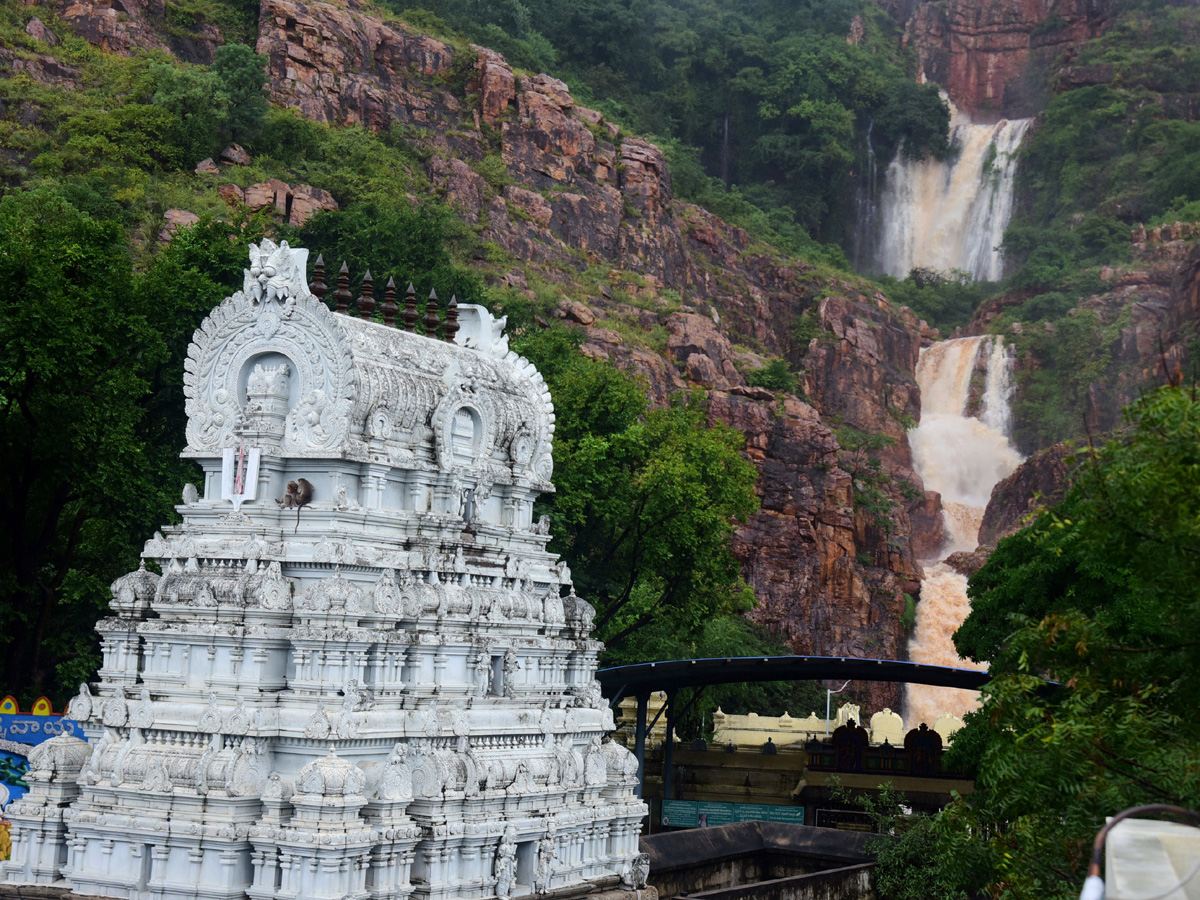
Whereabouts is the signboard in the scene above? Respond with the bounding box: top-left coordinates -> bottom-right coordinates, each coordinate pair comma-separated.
0,714 -> 85,810
660,799 -> 804,828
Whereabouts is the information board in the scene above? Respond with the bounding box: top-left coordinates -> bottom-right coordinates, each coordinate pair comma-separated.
660,799 -> 804,828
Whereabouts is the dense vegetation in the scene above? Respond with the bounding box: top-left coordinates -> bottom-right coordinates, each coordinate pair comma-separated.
1004,0 -> 1200,289
865,382 -> 1200,899
398,0 -> 948,247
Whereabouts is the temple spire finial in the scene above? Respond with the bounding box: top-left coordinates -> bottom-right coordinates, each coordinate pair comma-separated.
422,287 -> 440,338
309,254 -> 329,304
444,295 -> 459,343
332,261 -> 352,314
357,270 -> 375,319
382,277 -> 398,327
402,282 -> 418,332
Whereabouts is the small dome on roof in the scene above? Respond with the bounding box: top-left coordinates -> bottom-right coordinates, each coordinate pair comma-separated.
296,747 -> 367,798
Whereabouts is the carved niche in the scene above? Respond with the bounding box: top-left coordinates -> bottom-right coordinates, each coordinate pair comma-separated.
184,240 -> 356,456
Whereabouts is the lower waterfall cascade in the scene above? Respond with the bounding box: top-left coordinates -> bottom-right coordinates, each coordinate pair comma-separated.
877,99 -> 1032,282
905,336 -> 1024,726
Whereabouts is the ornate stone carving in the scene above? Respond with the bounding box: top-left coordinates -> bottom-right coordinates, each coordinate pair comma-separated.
198,693 -> 222,733
296,747 -> 366,798
297,569 -> 369,613
374,743 -> 413,802
584,737 -> 607,787
66,683 -> 93,722
432,381 -> 498,473
223,696 -> 251,735
494,825 -> 517,900
373,568 -> 401,614
110,562 -> 160,617
101,690 -> 128,727
535,822 -> 558,894
622,853 -> 650,890
129,688 -> 155,729
503,649 -> 521,699
256,561 -> 292,610
27,735 -> 90,783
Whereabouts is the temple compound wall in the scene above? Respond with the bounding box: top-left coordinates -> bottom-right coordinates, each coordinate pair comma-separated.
2,241 -> 651,900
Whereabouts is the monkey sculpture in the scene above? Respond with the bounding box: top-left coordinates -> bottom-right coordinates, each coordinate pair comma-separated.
277,478 -> 314,532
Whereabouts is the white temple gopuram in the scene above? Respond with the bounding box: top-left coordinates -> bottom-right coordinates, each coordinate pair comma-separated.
2,240 -> 651,900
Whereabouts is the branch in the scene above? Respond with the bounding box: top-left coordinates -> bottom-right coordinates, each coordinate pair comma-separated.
604,610 -> 657,649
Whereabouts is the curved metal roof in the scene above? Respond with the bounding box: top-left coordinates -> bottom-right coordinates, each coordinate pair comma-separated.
597,655 -> 992,697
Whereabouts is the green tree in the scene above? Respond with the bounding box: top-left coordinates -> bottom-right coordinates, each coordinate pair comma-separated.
881,384 -> 1200,900
0,189 -> 186,702
515,328 -> 760,657
288,203 -> 488,309
212,43 -> 269,146
150,62 -> 230,165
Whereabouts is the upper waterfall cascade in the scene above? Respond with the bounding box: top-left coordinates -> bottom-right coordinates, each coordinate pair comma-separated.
905,336 -> 1024,725
877,101 -> 1032,282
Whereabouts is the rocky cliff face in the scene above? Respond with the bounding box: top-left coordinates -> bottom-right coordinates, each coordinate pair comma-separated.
13,0 -> 940,708
53,0 -> 222,61
257,0 -> 938,707
971,228 -> 1200,449
959,229 -> 1199,570
887,0 -> 1114,119
977,442 -> 1071,546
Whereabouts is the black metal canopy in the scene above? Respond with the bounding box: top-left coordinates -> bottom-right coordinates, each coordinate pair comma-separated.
597,655 -> 991,702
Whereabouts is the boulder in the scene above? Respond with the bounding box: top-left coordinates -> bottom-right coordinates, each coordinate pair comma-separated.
217,183 -> 245,205
220,143 -> 251,166
25,16 -> 58,45
158,209 -> 199,243
472,46 -> 515,126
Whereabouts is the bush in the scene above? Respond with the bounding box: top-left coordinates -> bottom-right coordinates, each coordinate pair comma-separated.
744,357 -> 797,393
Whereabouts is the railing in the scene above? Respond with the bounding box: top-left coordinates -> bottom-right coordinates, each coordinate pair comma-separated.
307,255 -> 460,342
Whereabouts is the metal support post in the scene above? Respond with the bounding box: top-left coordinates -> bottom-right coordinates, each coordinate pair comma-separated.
634,691 -> 649,799
663,690 -> 676,802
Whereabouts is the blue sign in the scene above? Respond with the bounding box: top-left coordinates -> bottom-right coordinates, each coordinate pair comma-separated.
0,715 -> 86,808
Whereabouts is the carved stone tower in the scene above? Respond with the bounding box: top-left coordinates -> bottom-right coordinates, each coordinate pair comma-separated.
2,241 -> 650,900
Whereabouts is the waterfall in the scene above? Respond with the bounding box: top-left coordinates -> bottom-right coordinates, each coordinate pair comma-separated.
877,100 -> 1032,282
851,117 -> 879,270
905,336 -> 1023,725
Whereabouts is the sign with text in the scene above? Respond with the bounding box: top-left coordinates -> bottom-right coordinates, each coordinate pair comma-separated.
660,799 -> 804,828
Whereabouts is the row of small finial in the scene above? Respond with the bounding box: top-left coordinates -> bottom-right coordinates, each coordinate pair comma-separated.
307,255 -> 459,342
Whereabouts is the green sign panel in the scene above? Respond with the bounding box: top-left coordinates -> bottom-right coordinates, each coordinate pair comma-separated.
660,800 -> 804,828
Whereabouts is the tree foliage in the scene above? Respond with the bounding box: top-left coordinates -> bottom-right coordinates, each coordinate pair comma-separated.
876,384 -> 1200,900
390,0 -> 947,241
212,43 -> 270,145
514,328 -> 759,658
0,189 -> 179,699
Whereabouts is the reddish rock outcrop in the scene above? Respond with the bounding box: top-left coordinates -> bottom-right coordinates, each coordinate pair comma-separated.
237,179 -> 339,226
978,442 -> 1072,545
249,1 -> 933,700
158,208 -> 199,243
0,47 -> 80,87
56,0 -> 220,62
713,391 -> 913,711
894,0 -> 1115,119
471,46 -> 515,126
256,0 -> 457,127
25,17 -> 58,46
